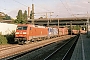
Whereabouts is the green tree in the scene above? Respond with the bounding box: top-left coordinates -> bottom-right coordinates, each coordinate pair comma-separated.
17,10 -> 23,20
23,10 -> 27,20
14,19 -> 24,24
3,14 -> 11,20
14,10 -> 27,24
0,34 -> 7,44
73,25 -> 80,30
0,12 -> 5,20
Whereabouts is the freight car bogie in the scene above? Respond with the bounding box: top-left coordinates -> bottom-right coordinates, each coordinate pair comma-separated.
14,37 -> 27,44
31,35 -> 57,41
18,40 -> 25,45
15,36 -> 51,44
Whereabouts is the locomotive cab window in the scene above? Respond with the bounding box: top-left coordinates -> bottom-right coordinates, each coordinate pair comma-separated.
23,26 -> 27,30
17,26 -> 27,30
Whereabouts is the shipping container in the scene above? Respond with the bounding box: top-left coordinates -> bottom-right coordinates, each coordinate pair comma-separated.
52,28 -> 58,36
48,27 -> 53,37
72,30 -> 79,34
58,27 -> 68,36
0,23 -> 17,35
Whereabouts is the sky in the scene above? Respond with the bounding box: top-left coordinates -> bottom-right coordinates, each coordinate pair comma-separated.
0,0 -> 90,19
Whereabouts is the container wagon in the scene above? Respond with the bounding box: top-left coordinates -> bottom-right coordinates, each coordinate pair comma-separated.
58,27 -> 68,36
48,27 -> 58,38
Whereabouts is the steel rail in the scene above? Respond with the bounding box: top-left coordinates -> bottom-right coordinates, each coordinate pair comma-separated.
44,35 -> 79,60
0,45 -> 21,51
62,35 -> 79,60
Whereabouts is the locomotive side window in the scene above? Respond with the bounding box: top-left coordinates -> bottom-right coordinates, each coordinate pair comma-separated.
17,26 -> 27,30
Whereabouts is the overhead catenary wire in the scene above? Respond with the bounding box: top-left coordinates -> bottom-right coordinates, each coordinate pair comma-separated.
12,0 -> 52,19
12,0 -> 53,16
64,1 -> 78,19
2,0 -> 79,19
33,0 -> 52,12
34,4 -> 51,12
59,0 -> 78,19
12,0 -> 52,12
12,0 -> 28,7
59,0 -> 71,15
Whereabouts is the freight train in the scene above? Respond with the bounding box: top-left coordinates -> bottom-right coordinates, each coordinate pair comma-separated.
14,24 -> 68,44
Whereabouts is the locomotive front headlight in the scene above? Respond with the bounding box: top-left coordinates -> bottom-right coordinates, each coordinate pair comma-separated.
23,32 -> 27,34
15,32 -> 19,34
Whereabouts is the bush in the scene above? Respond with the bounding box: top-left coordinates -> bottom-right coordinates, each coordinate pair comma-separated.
73,25 -> 80,30
0,31 -> 16,45
5,31 -> 15,44
0,34 -> 7,44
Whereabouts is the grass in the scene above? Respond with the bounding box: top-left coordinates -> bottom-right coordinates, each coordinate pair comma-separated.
0,34 -> 7,44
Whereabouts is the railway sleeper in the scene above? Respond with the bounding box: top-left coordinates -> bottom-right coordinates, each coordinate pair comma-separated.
30,38 -> 36,42
44,36 -> 48,40
18,40 -> 25,45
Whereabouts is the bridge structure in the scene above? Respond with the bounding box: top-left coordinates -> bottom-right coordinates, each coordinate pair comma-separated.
0,17 -> 89,27
28,17 -> 89,27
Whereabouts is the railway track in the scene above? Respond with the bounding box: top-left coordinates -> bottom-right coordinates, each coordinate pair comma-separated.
0,35 -> 75,60
22,35 -> 79,60
44,34 -> 79,60
0,45 -> 11,49
0,45 -> 21,51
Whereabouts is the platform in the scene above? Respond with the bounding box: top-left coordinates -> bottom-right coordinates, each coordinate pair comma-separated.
70,34 -> 90,60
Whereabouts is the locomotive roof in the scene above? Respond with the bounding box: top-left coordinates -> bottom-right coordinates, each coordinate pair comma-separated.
17,24 -> 47,28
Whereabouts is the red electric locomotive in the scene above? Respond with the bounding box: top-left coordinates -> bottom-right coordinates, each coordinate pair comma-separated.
14,24 -> 48,44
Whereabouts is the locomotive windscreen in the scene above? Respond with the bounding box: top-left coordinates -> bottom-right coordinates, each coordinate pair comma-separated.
17,26 -> 27,30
